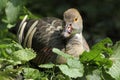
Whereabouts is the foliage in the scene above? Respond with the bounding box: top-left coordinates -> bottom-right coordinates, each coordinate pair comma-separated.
107,41 -> 120,80
0,0 -> 120,80
0,37 -> 120,80
0,39 -> 37,79
52,48 -> 84,78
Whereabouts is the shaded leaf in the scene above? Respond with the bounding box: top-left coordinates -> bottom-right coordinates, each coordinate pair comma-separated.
107,41 -> 120,80
23,68 -> 44,80
0,0 -> 7,10
102,69 -> 115,80
86,69 -> 101,80
12,48 -> 36,62
53,74 -> 69,80
0,71 -> 13,80
58,64 -> 83,78
5,0 -> 21,23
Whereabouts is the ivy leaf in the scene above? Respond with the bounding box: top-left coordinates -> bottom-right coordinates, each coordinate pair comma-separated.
12,48 -> 36,63
107,41 -> 120,80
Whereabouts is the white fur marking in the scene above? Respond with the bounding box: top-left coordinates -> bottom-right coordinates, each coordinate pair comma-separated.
18,15 -> 28,35
17,15 -> 28,43
46,25 -> 54,32
75,33 -> 83,43
27,27 -> 37,48
56,26 -> 62,30
24,20 -> 38,47
19,22 -> 27,43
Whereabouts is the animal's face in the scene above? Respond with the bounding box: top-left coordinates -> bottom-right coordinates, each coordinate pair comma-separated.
62,8 -> 83,38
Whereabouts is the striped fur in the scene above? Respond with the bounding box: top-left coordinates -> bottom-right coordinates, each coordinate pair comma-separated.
16,16 -> 65,64
23,20 -> 38,47
18,15 -> 28,44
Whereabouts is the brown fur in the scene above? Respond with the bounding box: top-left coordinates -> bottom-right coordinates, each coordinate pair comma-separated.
10,8 -> 89,65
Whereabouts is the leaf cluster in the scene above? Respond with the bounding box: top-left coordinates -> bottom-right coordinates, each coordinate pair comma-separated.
0,0 -> 120,80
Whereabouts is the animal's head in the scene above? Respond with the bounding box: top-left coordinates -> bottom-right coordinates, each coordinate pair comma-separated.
62,8 -> 83,38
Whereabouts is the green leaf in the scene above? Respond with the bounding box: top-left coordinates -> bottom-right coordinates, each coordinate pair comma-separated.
53,47 -> 85,78
0,43 -> 12,48
52,48 -> 73,59
12,41 -> 23,49
102,69 -> 115,80
86,69 -> 102,80
7,59 -> 22,65
12,48 -> 36,62
5,0 -> 21,23
58,64 -> 83,78
0,0 -> 7,10
54,74 -> 70,80
67,58 -> 83,69
80,38 -> 113,68
92,38 -> 113,53
107,41 -> 120,80
23,68 -> 44,80
39,63 -> 55,68
53,48 -> 84,78
0,71 -> 13,80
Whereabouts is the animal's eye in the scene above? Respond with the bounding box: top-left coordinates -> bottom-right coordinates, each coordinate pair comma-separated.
74,18 -> 78,22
